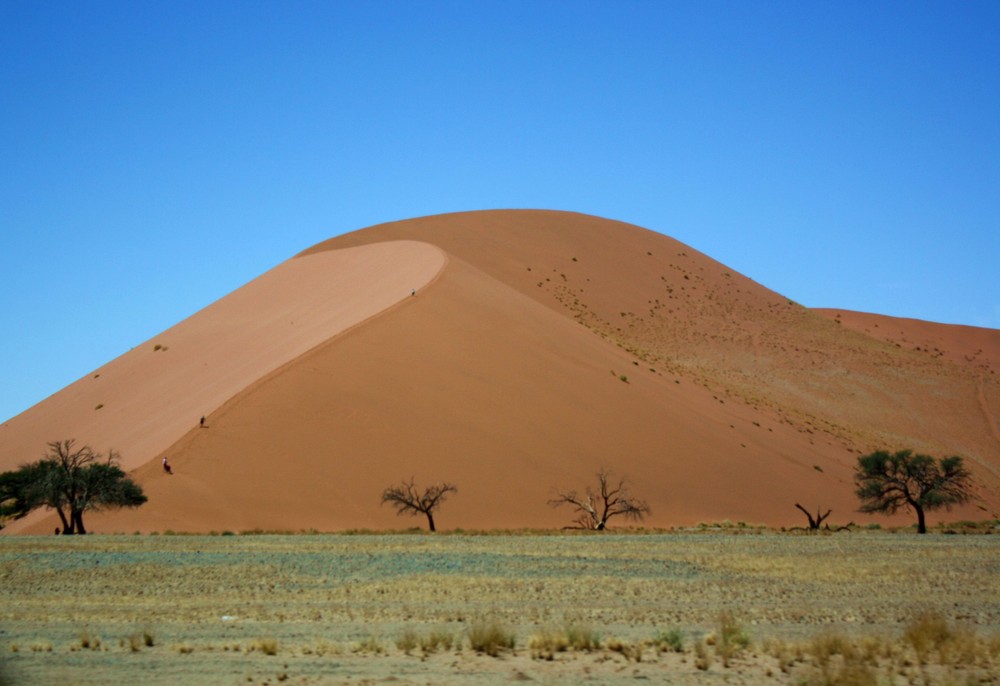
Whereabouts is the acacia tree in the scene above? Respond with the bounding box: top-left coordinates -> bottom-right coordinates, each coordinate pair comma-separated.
854,449 -> 972,534
380,478 -> 457,532
549,467 -> 651,530
1,439 -> 146,534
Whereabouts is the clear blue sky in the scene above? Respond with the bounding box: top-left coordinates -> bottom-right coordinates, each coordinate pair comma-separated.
2,1 -> 998,422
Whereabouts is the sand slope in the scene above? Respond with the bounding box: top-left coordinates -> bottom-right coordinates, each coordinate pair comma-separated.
2,211 -> 997,533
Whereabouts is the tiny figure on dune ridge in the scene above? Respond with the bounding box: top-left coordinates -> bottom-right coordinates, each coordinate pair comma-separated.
162,456 -> 172,475
199,415 -> 206,428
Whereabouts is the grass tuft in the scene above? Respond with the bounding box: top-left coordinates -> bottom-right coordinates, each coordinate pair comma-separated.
468,620 -> 515,656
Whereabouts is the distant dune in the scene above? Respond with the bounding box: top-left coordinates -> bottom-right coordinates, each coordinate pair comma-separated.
2,210 -> 997,533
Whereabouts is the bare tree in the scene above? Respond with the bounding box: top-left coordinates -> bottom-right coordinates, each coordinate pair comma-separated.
549,467 -> 650,530
794,503 -> 832,530
380,478 -> 457,532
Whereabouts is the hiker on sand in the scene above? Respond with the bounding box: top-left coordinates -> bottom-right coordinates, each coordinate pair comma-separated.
162,456 -> 173,475
200,415 -> 206,428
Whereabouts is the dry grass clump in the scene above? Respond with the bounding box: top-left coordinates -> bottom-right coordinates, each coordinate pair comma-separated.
904,611 -> 993,668
78,631 -> 102,651
714,611 -> 750,666
765,614 -> 1000,684
651,627 -> 684,653
394,626 -> 455,655
124,629 -> 155,652
468,619 -> 516,656
529,623 -> 600,660
605,638 -> 645,662
298,639 -> 341,657
420,628 -> 455,654
352,635 -> 384,654
253,637 -> 278,656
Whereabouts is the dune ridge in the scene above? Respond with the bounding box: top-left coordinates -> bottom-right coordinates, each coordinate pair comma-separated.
2,211 -> 997,533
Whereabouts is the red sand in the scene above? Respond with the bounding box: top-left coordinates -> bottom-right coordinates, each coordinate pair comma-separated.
2,211 -> 997,533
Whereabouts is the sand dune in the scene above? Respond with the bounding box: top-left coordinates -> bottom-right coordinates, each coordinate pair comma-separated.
2,211 -> 997,533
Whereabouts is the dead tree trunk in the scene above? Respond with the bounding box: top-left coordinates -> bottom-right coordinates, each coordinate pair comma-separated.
794,503 -> 832,530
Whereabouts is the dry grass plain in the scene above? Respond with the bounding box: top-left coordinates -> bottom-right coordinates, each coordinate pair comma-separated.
1,531 -> 998,685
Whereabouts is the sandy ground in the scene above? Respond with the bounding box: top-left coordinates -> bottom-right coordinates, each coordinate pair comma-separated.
2,210 -> 997,535
1,532 -> 998,685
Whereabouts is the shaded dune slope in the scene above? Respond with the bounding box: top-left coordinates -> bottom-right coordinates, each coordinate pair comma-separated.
4,211 -> 998,532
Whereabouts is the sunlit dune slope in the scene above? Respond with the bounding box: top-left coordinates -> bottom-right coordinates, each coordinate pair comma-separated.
0,241 -> 445,531
3,211 -> 997,533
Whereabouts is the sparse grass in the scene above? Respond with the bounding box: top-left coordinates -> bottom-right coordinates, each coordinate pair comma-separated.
352,635 -> 384,655
2,534 -> 998,683
468,619 -> 515,656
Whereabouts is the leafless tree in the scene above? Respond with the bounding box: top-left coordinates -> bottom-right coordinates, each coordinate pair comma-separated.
549,467 -> 650,530
794,503 -> 832,530
380,478 -> 457,532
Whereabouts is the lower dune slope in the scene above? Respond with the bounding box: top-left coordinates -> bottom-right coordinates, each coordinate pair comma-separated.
87,257 -> 861,533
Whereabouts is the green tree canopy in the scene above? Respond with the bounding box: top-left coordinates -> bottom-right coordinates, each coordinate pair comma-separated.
854,449 -> 972,533
0,439 -> 147,534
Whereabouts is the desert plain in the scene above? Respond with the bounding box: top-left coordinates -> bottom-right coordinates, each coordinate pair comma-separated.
1,530 -> 999,685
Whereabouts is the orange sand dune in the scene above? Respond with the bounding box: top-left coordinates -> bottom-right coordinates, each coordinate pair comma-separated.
2,211 -> 997,533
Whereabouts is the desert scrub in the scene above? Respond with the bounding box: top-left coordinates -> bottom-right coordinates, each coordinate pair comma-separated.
468,620 -> 515,656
